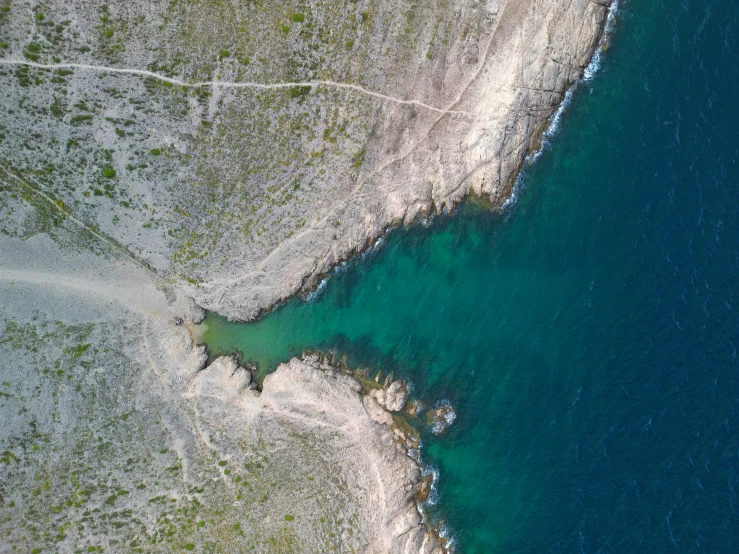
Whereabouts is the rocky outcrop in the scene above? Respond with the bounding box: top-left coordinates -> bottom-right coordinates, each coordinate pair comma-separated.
428,400 -> 458,436
0,0 -> 615,550
195,0 -> 615,320
184,355 -> 253,401
248,356 -> 444,554
370,379 -> 409,412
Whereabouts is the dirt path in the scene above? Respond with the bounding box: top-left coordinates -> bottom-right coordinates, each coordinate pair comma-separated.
0,59 -> 469,115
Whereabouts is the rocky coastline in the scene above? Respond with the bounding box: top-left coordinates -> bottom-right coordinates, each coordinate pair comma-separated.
0,0 -> 615,551
190,349 -> 447,553
193,0 -> 617,322
234,348 -> 453,552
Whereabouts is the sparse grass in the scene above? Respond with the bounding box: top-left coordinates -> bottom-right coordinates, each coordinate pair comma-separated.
71,114 -> 93,125
23,42 -> 42,61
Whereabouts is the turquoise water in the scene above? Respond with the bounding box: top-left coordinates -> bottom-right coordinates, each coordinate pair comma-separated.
200,1 -> 739,551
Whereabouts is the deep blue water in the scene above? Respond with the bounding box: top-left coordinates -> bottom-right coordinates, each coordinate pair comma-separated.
201,1 -> 739,551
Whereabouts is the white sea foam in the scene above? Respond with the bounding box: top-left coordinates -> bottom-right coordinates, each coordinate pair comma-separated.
366,235 -> 385,256
415,442 -> 457,549
359,231 -> 390,262
584,0 -> 620,82
502,169 -> 524,211
421,465 -> 441,507
438,523 -> 456,551
506,0 -> 619,213
431,399 -> 457,435
305,277 -> 328,302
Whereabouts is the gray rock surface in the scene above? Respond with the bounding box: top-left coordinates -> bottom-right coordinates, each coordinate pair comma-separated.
0,0 -> 613,550
0,233 -> 442,551
370,379 -> 409,412
259,357 -> 443,554
0,0 -> 612,321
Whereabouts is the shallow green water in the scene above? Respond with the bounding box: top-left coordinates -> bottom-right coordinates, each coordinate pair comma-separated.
201,1 -> 739,551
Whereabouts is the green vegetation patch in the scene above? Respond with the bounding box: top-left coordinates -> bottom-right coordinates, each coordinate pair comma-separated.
67,343 -> 91,357
288,85 -> 311,99
23,42 -> 42,61
71,114 -> 93,125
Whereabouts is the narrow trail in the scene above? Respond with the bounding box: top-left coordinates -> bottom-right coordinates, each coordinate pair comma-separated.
0,59 -> 470,116
208,2 -> 512,292
373,0 -> 512,177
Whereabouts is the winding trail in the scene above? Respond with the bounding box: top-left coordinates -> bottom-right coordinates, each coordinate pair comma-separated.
0,59 -> 469,115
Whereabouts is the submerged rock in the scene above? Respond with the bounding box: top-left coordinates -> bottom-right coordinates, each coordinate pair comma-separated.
428,400 -> 457,435
406,399 -> 423,418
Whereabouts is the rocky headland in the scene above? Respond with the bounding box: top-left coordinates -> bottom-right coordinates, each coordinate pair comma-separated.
0,235 -> 443,551
1,0 -> 612,322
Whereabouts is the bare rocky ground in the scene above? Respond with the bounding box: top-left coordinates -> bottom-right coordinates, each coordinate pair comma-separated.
0,0 -> 612,551
0,227 -> 440,553
0,0 -> 610,320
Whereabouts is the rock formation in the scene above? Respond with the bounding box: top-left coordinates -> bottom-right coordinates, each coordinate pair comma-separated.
370,379 -> 409,412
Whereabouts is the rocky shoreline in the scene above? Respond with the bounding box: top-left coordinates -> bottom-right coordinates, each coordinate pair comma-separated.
183,4 -> 619,547
190,0 -> 616,322
193,349 -> 449,553
0,0 -> 615,551
196,348 -> 451,553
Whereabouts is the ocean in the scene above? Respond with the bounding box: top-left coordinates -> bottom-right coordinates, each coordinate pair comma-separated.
200,0 -> 739,551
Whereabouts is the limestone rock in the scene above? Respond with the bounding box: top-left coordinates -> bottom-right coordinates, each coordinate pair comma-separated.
185,356 -> 251,401
256,357 -> 443,553
370,379 -> 409,412
428,400 -> 457,435
0,0 -> 613,322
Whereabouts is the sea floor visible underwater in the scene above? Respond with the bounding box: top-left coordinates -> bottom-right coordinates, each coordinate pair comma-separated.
200,1 -> 739,551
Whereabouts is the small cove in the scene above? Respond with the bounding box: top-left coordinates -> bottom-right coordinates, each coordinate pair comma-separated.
198,1 -> 739,551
